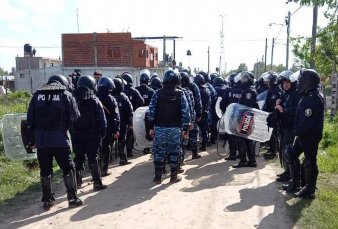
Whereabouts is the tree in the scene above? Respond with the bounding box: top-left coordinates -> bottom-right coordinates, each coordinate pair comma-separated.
237,63 -> 248,72
0,67 -> 9,76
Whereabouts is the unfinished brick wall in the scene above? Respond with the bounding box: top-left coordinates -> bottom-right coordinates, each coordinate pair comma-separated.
62,32 -> 158,68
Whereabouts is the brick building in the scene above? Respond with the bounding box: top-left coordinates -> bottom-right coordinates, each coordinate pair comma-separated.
62,32 -> 158,68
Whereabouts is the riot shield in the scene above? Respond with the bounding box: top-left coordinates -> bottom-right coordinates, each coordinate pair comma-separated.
132,106 -> 153,148
215,97 -> 223,118
0,113 -> 37,160
257,90 -> 267,110
219,103 -> 273,142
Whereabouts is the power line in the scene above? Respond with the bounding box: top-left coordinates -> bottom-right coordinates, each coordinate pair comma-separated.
291,6 -> 303,16
0,45 -> 60,48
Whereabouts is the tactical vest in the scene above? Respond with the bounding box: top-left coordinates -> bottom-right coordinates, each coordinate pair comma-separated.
35,91 -> 66,130
155,88 -> 182,128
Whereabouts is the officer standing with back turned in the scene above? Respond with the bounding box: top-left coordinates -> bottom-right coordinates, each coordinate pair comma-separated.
27,74 -> 83,210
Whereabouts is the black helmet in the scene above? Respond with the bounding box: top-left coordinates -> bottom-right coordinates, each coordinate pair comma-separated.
140,69 -> 150,84
98,76 -> 115,91
180,71 -> 190,88
77,75 -> 96,91
194,74 -> 206,86
213,76 -> 225,86
140,74 -> 150,84
261,71 -> 279,88
48,74 -> 69,87
163,70 -> 180,87
151,72 -> 159,80
121,72 -> 133,87
234,71 -> 254,87
226,73 -> 237,86
210,73 -> 219,84
150,77 -> 162,90
297,69 -> 320,94
113,77 -> 124,94
198,71 -> 210,83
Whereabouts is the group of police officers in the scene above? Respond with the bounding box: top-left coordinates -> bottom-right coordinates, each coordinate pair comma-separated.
26,66 -> 324,211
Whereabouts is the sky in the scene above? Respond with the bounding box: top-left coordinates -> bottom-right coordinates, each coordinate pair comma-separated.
0,0 -> 330,74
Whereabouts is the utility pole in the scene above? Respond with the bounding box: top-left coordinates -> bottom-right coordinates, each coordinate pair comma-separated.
76,8 -> 79,34
310,5 -> 318,69
264,38 -> 268,72
271,38 -> 275,70
219,14 -> 225,74
285,11 -> 291,70
207,46 -> 210,74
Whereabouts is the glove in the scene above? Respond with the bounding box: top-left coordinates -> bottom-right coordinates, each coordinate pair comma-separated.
266,112 -> 277,128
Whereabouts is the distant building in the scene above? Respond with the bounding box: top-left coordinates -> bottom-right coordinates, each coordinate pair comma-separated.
62,32 -> 159,68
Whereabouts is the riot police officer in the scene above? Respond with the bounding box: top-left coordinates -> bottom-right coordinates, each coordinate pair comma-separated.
182,70 -> 203,159
220,73 -> 242,160
282,69 -> 324,199
136,69 -> 155,154
274,70 -> 301,182
150,76 -> 163,91
121,72 -> 144,157
262,71 -> 282,160
194,74 -> 211,151
233,71 -> 259,168
72,75 -> 107,191
112,77 -> 134,165
27,74 -> 83,210
96,76 -> 120,177
147,70 -> 190,184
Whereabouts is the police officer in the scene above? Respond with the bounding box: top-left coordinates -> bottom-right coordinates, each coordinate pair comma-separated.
209,76 -> 227,144
136,69 -> 155,155
121,72 -> 144,158
262,71 -> 282,160
282,69 -> 324,199
112,77 -> 134,165
182,70 -> 203,159
72,75 -> 107,191
147,70 -> 190,184
233,71 -> 259,168
96,76 -> 120,177
220,73 -> 242,160
194,74 -> 211,151
27,74 -> 83,210
274,70 -> 301,182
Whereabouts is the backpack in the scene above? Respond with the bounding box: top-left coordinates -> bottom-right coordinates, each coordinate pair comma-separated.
73,99 -> 98,131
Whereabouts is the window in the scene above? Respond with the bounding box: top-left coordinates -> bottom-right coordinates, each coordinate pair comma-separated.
20,74 -> 24,78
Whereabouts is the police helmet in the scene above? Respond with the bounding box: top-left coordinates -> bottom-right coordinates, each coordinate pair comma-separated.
113,77 -> 125,94
48,74 -> 69,87
261,71 -> 279,88
210,73 -> 219,84
297,69 -> 320,94
77,75 -> 96,91
163,69 -> 180,86
226,73 -> 237,86
182,68 -> 191,76
198,71 -> 211,83
279,70 -> 297,83
151,72 -> 159,80
150,77 -> 162,90
180,71 -> 190,88
140,69 -> 151,84
140,73 -> 150,84
98,76 -> 115,91
234,71 -> 254,86
213,76 -> 225,86
121,72 -> 133,87
194,74 -> 206,86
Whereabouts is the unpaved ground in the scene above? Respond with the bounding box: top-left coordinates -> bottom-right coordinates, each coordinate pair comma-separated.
0,147 -> 295,229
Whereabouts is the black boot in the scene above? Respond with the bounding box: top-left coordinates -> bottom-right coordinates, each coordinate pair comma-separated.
276,172 -> 290,182
295,166 -> 318,199
232,160 -> 247,168
63,169 -> 83,208
89,161 -> 107,191
153,167 -> 163,184
41,176 -> 55,211
75,169 -> 83,188
225,151 -> 237,161
170,168 -> 182,183
192,149 -> 201,159
282,160 -> 300,193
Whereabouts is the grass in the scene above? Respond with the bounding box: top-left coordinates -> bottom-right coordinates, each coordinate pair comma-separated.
287,115 -> 338,229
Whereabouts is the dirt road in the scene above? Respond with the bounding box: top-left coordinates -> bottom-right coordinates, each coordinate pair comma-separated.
0,147 -> 295,229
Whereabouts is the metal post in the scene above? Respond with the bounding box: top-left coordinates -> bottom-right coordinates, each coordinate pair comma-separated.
173,39 -> 176,61
271,38 -> 275,70
310,5 -> 318,69
163,35 -> 166,66
29,57 -> 33,93
207,46 -> 210,74
286,11 -> 291,70
264,38 -> 267,72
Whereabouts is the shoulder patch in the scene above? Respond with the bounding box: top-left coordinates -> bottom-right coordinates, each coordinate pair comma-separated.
305,108 -> 312,117
245,93 -> 252,100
